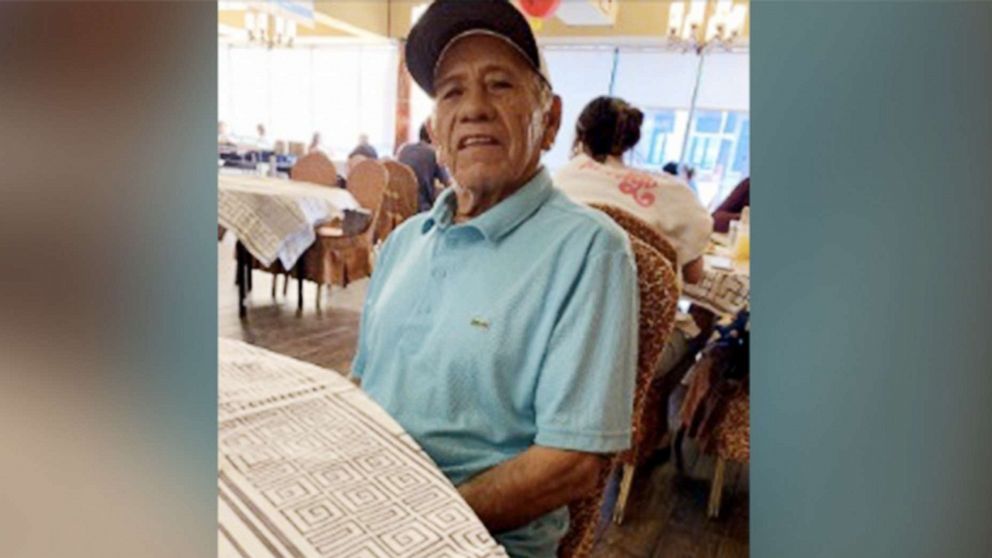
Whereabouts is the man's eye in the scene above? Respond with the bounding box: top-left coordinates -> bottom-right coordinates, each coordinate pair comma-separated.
441,87 -> 463,100
490,80 -> 513,90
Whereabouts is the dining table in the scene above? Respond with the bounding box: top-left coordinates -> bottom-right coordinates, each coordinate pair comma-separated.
218,338 -> 508,557
218,172 -> 360,317
681,233 -> 750,317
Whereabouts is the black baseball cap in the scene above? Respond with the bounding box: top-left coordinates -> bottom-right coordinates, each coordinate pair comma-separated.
405,0 -> 551,98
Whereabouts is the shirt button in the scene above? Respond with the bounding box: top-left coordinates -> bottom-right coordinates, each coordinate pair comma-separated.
432,268 -> 446,279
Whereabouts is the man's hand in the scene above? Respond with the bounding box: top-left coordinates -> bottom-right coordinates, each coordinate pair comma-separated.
456,446 -> 609,534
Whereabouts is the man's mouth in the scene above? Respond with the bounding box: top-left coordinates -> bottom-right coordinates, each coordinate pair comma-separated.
458,135 -> 501,150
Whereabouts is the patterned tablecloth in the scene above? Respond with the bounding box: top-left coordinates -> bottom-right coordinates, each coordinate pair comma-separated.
218,173 -> 360,269
218,339 -> 507,558
681,248 -> 750,317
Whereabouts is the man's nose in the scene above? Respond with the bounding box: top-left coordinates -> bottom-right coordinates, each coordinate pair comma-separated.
458,85 -> 496,122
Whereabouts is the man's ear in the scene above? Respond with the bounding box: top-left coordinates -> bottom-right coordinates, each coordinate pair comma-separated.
426,115 -> 449,165
542,94 -> 563,151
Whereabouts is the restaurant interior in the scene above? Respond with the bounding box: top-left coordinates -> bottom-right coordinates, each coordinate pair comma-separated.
218,1 -> 750,556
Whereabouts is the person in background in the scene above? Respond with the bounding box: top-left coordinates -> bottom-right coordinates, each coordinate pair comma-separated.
555,96 -> 713,284
218,121 -> 238,161
254,123 -> 273,151
352,2 -> 638,555
712,177 -> 750,233
662,161 -> 698,195
349,133 -> 378,160
218,121 -> 233,145
396,122 -> 451,212
555,96 -> 716,447
308,131 -> 330,157
684,164 -> 698,194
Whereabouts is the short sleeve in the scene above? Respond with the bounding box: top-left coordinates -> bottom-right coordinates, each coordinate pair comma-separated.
350,228 -> 402,380
533,246 -> 639,454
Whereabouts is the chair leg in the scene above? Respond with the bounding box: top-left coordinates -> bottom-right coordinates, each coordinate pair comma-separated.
271,273 -> 278,298
708,457 -> 726,518
673,427 -> 687,474
235,242 -> 246,319
315,284 -> 322,311
296,259 -> 305,312
612,463 -> 636,525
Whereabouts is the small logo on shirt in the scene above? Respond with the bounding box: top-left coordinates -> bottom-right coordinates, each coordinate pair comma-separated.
470,317 -> 490,330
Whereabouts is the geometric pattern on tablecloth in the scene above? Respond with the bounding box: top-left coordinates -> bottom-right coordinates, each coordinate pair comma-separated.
219,338 -> 507,557
218,174 -> 358,269
682,268 -> 750,316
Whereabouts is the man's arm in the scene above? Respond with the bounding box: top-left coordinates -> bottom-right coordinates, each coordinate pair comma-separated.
457,445 -> 609,533
682,256 -> 705,284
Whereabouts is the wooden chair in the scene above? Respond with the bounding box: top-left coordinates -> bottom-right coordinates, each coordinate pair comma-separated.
301,159 -> 388,309
557,236 -> 678,558
288,141 -> 306,157
377,160 -> 420,243
247,152 -> 342,303
345,159 -> 388,212
588,203 -> 679,270
291,151 -> 338,187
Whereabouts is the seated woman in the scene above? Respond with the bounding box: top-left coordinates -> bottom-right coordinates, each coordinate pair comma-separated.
554,96 -> 712,284
712,177 -> 750,233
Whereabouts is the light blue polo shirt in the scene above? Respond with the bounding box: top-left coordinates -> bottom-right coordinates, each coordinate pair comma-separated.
352,167 -> 638,558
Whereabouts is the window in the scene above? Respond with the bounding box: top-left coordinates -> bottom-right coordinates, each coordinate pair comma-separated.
539,45 -> 748,208
685,110 -> 750,207
631,108 -> 689,171
541,46 -> 616,171
218,43 -> 398,158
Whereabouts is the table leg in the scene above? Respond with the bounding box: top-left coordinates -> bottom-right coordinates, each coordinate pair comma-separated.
296,257 -> 305,312
235,241 -> 247,318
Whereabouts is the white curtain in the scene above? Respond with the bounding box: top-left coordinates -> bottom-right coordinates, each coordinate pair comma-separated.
612,50 -> 699,110
218,43 -> 398,157
542,46 -> 616,171
696,52 -> 749,111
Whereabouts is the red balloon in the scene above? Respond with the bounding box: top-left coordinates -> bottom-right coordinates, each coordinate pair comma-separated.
518,0 -> 561,19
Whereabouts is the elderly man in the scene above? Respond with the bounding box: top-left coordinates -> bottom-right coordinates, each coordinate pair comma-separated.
351,1 -> 638,556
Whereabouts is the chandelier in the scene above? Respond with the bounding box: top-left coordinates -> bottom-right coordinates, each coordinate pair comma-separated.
666,0 -> 748,53
245,10 -> 297,49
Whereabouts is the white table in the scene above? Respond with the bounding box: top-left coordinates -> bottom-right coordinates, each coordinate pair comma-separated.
218,339 -> 507,558
218,173 -> 359,270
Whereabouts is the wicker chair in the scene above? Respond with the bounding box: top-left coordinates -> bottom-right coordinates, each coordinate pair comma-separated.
557,235 -> 678,558
300,159 -> 388,309
378,160 -> 420,243
288,141 -> 306,157
291,151 -> 338,187
588,203 -> 679,270
707,390 -> 749,518
249,152 -> 341,303
584,205 -> 682,526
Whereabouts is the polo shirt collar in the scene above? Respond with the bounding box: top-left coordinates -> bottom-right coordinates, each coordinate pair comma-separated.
421,167 -> 553,242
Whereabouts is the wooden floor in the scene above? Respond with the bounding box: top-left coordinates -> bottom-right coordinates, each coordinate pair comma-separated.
218,236 -> 749,557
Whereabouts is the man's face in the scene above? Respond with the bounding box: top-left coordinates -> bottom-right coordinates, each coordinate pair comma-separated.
430,35 -> 560,204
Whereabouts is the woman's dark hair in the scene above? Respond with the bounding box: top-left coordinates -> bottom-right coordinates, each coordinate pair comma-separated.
418,123 -> 431,143
572,96 -> 644,162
